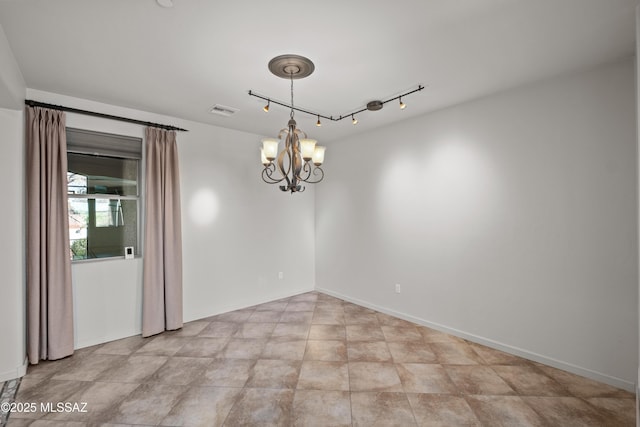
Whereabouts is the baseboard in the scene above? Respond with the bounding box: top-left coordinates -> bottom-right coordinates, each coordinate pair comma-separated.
0,357 -> 28,382
316,287 -> 635,393
184,285 -> 316,324
76,331 -> 141,350
76,286 -> 317,349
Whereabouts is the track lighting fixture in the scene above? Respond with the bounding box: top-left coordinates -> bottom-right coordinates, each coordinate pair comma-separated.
263,100 -> 270,112
249,85 -> 423,124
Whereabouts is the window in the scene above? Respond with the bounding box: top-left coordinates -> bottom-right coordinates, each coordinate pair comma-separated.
67,128 -> 142,260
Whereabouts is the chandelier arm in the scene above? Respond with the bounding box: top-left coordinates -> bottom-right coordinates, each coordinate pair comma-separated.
300,166 -> 324,184
262,164 -> 286,184
262,169 -> 285,184
297,161 -> 312,181
278,128 -> 289,139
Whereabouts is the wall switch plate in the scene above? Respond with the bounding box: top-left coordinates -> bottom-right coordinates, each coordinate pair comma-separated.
395,283 -> 401,293
124,246 -> 134,259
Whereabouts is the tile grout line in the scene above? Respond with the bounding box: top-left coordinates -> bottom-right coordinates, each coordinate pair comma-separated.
11,291 -> 636,426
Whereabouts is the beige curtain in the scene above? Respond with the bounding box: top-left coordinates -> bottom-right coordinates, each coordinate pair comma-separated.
142,127 -> 183,337
26,106 -> 74,364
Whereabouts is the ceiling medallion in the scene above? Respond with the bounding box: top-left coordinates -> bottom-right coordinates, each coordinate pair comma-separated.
268,54 -> 315,79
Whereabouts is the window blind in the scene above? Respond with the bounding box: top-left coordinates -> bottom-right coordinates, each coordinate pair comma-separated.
66,128 -> 142,159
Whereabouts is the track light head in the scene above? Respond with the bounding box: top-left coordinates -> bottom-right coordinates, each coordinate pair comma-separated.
263,100 -> 270,112
316,115 -> 322,127
352,115 -> 358,125
399,97 -> 406,110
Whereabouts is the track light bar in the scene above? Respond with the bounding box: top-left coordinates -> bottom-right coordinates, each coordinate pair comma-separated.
248,85 -> 424,123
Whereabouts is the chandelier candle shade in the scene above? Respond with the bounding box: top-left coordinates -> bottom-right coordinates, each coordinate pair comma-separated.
260,54 -> 326,193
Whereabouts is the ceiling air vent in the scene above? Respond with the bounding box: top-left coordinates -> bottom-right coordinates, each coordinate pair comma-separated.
209,104 -> 239,117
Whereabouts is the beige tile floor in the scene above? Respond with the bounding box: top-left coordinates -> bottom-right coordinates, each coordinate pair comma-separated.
5,291 -> 635,426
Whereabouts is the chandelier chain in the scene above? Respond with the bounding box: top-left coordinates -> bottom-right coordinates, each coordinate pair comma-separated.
290,73 -> 295,119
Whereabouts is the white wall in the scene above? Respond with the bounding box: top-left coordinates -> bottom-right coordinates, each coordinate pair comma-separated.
0,24 -> 24,109
0,108 -> 26,381
179,120 -> 316,321
0,23 -> 26,381
316,58 -> 638,391
28,89 -> 315,349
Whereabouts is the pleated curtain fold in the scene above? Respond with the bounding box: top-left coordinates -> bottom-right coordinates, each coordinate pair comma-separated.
142,127 -> 183,337
26,106 -> 74,364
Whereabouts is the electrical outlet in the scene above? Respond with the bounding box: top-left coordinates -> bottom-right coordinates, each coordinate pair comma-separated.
278,272 -> 284,280
395,283 -> 401,293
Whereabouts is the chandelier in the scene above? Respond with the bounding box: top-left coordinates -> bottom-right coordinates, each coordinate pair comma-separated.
260,55 -> 325,193
255,54 -> 424,193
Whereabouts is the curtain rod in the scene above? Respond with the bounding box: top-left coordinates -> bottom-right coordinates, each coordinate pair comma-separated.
25,100 -> 188,132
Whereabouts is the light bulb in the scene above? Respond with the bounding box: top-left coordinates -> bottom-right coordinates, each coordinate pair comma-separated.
316,116 -> 322,127
399,97 -> 406,110
263,101 -> 270,113
352,115 -> 358,125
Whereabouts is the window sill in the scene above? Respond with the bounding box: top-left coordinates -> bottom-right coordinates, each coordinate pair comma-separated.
71,255 -> 142,264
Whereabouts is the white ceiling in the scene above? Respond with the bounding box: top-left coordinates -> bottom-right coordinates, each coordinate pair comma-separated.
0,0 -> 637,142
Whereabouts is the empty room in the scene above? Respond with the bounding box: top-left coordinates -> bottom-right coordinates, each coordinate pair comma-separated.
0,0 -> 638,426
